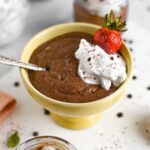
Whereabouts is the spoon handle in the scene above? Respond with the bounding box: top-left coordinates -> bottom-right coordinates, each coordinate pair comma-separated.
0,55 -> 46,71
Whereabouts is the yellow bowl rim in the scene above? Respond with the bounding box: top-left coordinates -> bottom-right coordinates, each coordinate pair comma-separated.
20,22 -> 133,107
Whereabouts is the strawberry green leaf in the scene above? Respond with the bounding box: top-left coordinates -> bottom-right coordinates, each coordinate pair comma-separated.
103,10 -> 127,32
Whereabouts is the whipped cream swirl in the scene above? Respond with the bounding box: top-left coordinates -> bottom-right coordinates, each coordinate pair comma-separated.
75,39 -> 127,90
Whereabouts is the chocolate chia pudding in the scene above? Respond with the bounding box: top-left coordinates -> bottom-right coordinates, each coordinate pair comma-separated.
29,32 -> 117,103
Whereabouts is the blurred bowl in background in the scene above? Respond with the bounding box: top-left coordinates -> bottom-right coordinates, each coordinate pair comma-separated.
0,0 -> 30,46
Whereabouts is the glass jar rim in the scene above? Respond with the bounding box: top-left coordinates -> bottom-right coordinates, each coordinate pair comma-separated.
16,136 -> 77,150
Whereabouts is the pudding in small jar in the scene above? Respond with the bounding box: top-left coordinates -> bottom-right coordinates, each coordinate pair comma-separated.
74,0 -> 128,26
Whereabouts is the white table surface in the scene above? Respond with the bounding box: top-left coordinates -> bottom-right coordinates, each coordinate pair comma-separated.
0,0 -> 150,150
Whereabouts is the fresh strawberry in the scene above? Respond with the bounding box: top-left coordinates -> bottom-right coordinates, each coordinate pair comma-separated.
94,10 -> 127,54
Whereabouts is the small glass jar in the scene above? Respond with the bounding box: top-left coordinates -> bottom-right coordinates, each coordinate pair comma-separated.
16,136 -> 77,150
74,0 -> 128,26
0,0 -> 29,46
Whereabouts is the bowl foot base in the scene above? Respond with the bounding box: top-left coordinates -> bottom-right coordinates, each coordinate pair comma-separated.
51,113 -> 101,130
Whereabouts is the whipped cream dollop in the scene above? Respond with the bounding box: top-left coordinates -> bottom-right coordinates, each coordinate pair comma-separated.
75,39 -> 127,90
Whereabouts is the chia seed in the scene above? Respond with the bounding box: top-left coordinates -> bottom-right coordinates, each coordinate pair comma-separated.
87,57 -> 91,62
127,94 -> 132,99
32,131 -> 39,137
14,81 -> 20,87
116,112 -> 123,118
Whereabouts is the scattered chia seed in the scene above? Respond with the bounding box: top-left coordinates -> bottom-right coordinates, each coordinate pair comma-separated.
87,57 -> 91,62
132,75 -> 137,80
127,94 -> 132,99
32,131 -> 39,137
14,81 -> 20,87
116,112 -> 123,118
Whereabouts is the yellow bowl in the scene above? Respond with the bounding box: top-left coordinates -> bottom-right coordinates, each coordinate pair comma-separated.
20,23 -> 133,130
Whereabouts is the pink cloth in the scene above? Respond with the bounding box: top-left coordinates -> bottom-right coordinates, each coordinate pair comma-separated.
0,91 -> 16,123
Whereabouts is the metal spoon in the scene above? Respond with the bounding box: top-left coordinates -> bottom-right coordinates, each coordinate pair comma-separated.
0,55 -> 46,71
